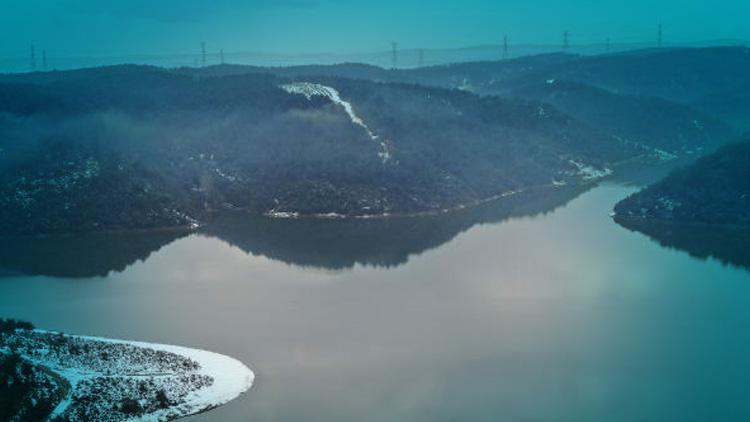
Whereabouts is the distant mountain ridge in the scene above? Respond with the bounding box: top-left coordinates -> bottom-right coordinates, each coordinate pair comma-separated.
2,40 -> 747,73
187,47 -> 748,155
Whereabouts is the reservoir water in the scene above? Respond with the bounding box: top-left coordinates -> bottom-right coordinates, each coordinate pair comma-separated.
2,183 -> 750,421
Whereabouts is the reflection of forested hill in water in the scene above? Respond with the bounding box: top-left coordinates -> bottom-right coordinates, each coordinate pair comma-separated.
0,185 -> 584,277
617,220 -> 750,272
0,230 -> 186,278
202,185 -> 586,270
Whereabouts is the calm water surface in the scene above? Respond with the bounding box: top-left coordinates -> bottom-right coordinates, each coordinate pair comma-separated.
2,183 -> 750,422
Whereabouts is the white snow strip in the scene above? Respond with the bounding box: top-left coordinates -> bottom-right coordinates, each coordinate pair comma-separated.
265,211 -> 300,219
314,212 -> 347,219
567,159 -> 613,181
281,82 -> 393,163
652,148 -> 678,162
612,135 -> 678,161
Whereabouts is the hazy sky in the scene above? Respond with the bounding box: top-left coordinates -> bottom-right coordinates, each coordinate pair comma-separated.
3,0 -> 749,57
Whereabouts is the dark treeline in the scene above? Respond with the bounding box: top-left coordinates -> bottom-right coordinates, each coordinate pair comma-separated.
0,319 -> 34,333
0,319 -> 60,422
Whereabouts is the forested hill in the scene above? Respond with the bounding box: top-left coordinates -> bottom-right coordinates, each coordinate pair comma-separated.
187,47 -> 747,155
614,140 -> 750,226
0,65 -> 629,235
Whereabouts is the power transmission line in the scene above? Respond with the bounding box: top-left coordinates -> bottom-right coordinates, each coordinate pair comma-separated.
503,34 -> 508,59
30,44 -> 36,69
220,49 -> 225,65
563,31 -> 570,51
391,42 -> 398,70
418,48 -> 424,67
658,24 -> 663,48
42,49 -> 47,69
201,42 -> 207,67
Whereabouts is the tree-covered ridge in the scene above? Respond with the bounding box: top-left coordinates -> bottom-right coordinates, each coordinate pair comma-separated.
183,47 -> 750,105
505,79 -> 735,155
188,47 -> 746,155
0,65 -> 622,235
614,140 -> 750,226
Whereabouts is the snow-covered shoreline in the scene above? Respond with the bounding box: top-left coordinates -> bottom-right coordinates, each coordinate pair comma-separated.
1,329 -> 254,421
262,176 -> 605,221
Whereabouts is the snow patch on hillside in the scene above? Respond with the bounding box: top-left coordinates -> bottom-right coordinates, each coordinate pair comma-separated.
567,159 -> 613,181
613,135 -> 678,161
281,82 -> 393,163
265,210 -> 300,219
